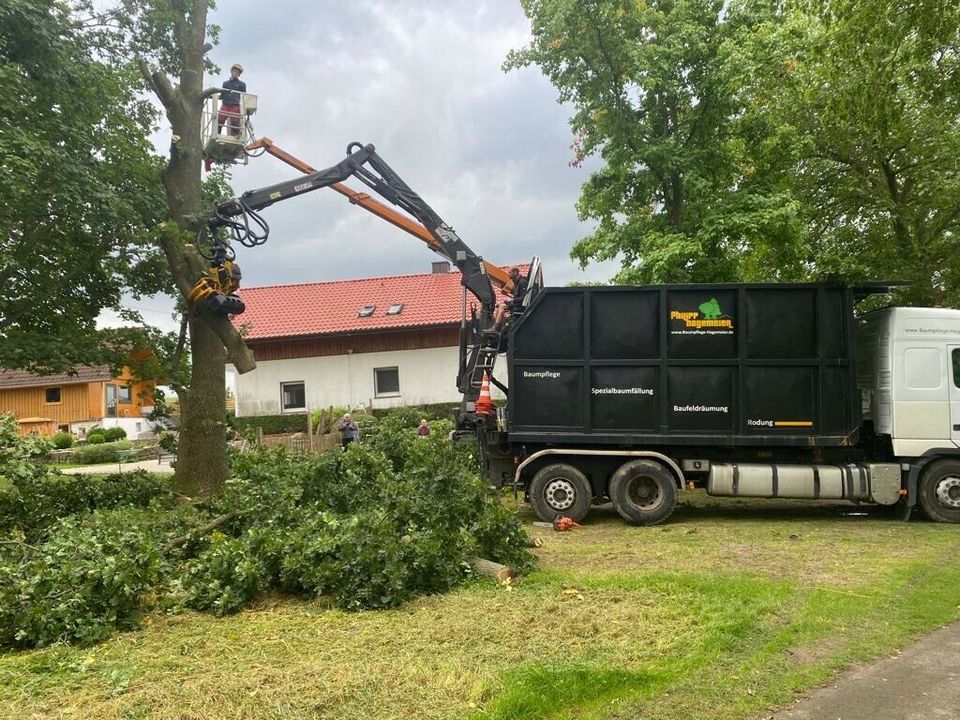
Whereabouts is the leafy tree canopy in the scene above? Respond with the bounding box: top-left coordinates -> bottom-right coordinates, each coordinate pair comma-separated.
0,0 -> 169,373
511,0 -> 960,305
506,0 -> 805,285
735,0 -> 960,305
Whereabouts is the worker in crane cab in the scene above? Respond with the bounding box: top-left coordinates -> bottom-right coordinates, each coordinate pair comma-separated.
494,266 -> 527,328
218,62 -> 246,136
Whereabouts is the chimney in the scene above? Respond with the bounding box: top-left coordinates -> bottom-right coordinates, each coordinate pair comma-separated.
431,261 -> 451,274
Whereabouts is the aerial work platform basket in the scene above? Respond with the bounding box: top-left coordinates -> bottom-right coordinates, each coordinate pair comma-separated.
201,90 -> 258,165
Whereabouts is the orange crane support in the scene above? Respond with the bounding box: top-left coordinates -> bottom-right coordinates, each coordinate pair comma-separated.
245,137 -> 514,292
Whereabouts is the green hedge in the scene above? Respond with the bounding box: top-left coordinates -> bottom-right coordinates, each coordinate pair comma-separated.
370,403 -> 459,422
229,405 -> 466,436
228,413 -> 310,436
77,440 -> 133,465
103,427 -> 127,442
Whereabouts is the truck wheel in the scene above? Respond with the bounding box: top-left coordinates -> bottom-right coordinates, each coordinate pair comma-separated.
609,460 -> 677,526
918,459 -> 960,523
528,463 -> 592,523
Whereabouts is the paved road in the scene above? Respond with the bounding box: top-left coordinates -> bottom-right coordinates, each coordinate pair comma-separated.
769,622 -> 960,720
60,459 -> 175,475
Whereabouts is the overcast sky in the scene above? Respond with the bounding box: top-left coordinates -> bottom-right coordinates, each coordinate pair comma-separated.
117,0 -> 619,332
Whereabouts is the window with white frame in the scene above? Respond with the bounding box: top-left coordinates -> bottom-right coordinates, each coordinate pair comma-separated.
374,367 -> 400,396
281,382 -> 306,411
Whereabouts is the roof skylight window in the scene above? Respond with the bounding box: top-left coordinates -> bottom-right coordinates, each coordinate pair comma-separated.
386,303 -> 404,315
359,305 -> 376,317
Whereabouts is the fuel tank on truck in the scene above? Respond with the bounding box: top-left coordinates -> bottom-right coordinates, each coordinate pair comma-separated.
505,283 -> 862,449
706,462 -> 902,504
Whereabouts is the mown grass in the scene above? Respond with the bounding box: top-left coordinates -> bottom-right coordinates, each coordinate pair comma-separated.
2,491 -> 959,720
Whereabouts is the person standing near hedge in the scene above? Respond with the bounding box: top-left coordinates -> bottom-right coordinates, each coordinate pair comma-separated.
417,419 -> 431,438
338,413 -> 358,450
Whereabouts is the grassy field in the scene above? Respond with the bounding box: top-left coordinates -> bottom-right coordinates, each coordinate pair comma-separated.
2,491 -> 959,720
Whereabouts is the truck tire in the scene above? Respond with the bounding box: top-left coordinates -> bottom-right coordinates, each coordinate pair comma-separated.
918,459 -> 960,523
609,460 -> 677,526
528,463 -> 592,523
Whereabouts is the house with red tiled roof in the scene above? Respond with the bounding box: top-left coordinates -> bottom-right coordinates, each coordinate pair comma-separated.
232,262 -> 511,416
0,366 -> 157,437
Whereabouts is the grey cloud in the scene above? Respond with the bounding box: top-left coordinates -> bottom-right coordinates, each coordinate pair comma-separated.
197,2 -> 617,290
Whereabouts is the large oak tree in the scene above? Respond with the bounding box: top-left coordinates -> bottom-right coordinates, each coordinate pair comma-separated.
79,0 -> 256,497
737,0 -> 960,305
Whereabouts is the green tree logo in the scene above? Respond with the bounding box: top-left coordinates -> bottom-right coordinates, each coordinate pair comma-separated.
698,298 -> 723,319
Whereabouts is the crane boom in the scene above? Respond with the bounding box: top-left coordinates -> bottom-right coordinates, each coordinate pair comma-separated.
208,142 -> 497,323
245,137 -> 516,293
201,139 -> 543,433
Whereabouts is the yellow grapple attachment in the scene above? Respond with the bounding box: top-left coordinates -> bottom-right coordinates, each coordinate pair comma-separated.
188,261 -> 245,315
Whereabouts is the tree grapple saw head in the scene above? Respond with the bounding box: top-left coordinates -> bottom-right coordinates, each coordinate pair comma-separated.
187,259 -> 245,315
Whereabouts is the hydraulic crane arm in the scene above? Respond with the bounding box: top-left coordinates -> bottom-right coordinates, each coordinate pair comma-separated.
208,141 -> 497,322
246,138 -> 516,294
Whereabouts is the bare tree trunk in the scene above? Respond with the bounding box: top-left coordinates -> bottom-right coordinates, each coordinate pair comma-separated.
137,0 -> 249,498
175,317 -> 228,497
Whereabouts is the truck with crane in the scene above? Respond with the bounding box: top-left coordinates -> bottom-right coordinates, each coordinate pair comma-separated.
194,140 -> 960,527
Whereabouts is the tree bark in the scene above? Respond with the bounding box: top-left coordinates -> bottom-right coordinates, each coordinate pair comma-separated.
142,0 -> 248,498
173,315 -> 228,497
470,558 -> 516,582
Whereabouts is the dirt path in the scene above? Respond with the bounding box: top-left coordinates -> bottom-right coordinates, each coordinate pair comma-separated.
769,622 -> 960,719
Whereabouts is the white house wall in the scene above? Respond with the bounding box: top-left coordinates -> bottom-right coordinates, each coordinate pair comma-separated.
70,417 -> 157,440
235,345 -> 506,416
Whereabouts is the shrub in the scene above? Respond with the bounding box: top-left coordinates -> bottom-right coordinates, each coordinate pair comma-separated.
51,432 -> 74,449
86,432 -> 106,445
158,432 -> 178,454
78,440 -> 132,465
228,413 -> 309,436
371,403 -> 458,422
103,427 -> 127,442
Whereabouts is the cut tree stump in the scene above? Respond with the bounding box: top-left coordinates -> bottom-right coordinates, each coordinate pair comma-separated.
471,557 -> 516,582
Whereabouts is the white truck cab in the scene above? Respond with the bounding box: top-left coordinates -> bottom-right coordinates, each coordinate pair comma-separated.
858,307 -> 960,521
859,307 -> 960,456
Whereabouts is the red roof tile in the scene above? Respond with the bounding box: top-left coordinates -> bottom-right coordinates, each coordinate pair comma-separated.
0,366 -> 112,390
235,267 -> 521,341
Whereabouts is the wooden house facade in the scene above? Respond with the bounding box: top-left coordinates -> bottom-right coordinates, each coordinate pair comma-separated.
0,366 -> 156,437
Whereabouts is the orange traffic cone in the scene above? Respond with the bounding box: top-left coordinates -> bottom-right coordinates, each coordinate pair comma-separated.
475,372 -> 495,416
